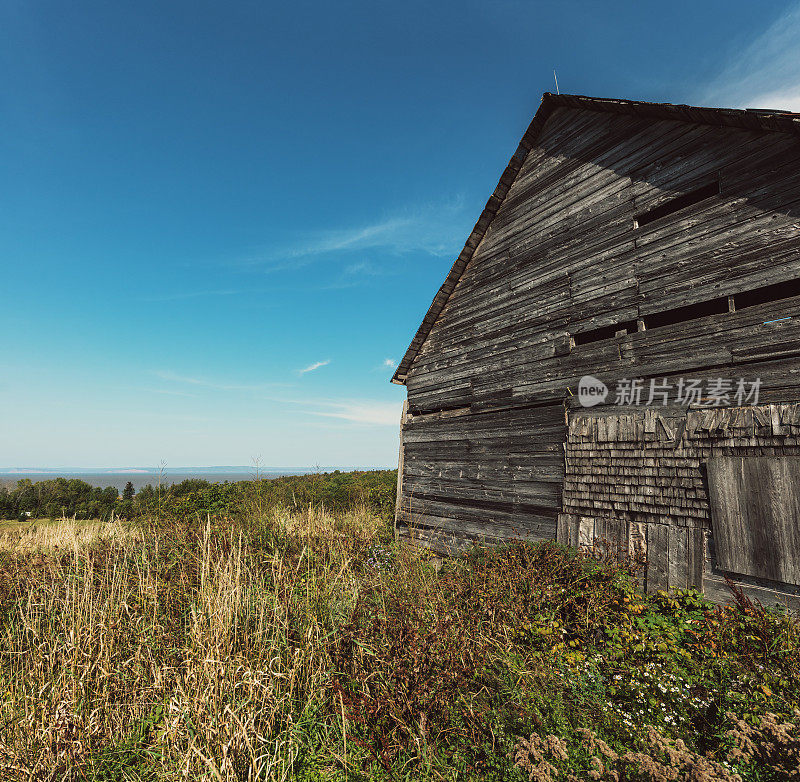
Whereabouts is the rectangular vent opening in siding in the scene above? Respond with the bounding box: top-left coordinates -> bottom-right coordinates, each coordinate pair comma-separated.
736,278 -> 800,310
634,180 -> 720,228
645,297 -> 729,329
573,319 -> 638,346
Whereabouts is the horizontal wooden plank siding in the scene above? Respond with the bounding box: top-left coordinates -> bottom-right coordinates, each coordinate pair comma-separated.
398,403 -> 565,545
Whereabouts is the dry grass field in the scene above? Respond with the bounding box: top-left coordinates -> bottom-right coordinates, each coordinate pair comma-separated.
0,504 -> 798,781
0,519 -> 139,553
0,507 -> 392,781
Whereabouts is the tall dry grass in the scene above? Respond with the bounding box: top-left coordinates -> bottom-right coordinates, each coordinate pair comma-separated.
0,505 -> 405,781
0,519 -> 141,553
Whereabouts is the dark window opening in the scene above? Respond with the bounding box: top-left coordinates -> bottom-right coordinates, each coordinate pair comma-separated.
573,319 -> 638,346
645,297 -> 729,330
410,402 -> 471,417
634,180 -> 720,228
736,278 -> 800,310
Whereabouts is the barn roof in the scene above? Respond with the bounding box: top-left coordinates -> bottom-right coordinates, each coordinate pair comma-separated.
391,92 -> 800,385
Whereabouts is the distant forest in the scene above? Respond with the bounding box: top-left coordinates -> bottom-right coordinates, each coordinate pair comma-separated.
0,470 -> 397,522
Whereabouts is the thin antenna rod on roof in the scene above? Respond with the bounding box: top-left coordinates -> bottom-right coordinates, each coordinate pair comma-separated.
553,69 -> 560,95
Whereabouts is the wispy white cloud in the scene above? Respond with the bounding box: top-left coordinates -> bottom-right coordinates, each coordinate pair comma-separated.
703,3 -> 800,111
146,387 -> 197,398
321,260 -> 396,290
298,360 -> 330,375
271,395 -> 403,426
155,371 -> 206,386
309,401 -> 402,426
237,197 -> 469,272
153,370 -> 285,392
344,261 -> 382,276
383,358 -> 396,369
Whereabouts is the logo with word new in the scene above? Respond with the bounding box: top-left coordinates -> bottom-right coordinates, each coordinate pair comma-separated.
578,375 -> 609,407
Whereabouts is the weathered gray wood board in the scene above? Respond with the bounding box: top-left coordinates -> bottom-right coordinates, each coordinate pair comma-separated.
394,401 -> 409,529
707,456 -> 800,586
392,92 -> 800,604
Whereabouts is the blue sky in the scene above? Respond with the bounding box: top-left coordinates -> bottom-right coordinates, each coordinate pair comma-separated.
3,0 -> 800,469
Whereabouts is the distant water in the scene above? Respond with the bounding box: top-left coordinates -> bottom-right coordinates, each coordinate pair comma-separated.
0,468 -> 311,493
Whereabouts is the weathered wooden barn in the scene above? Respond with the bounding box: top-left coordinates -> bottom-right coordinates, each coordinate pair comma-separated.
391,93 -> 800,609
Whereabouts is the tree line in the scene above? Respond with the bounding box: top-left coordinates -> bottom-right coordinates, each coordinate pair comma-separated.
0,470 -> 398,522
